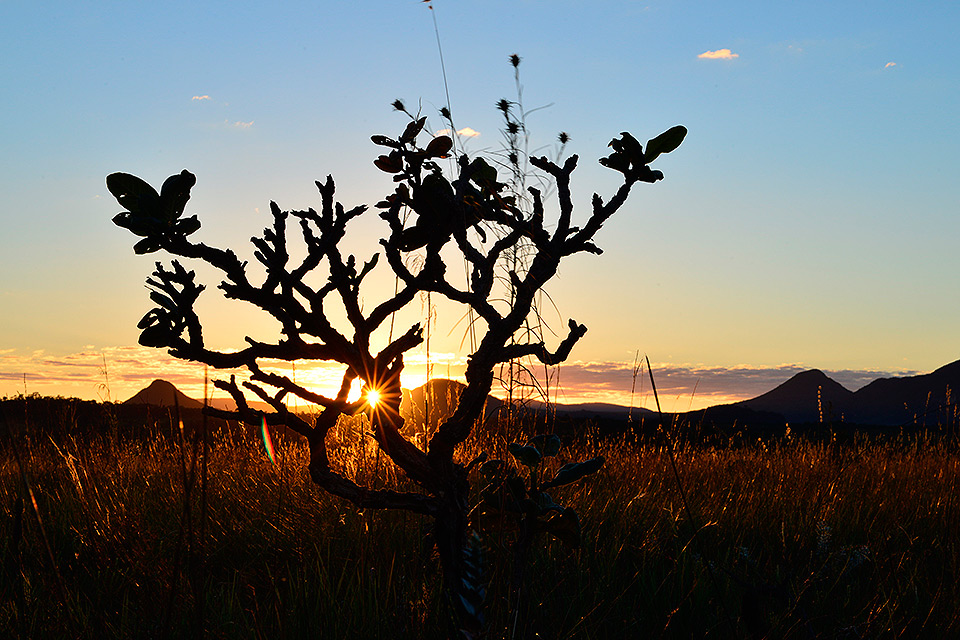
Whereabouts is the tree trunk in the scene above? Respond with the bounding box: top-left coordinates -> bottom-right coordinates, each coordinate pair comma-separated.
433,473 -> 479,637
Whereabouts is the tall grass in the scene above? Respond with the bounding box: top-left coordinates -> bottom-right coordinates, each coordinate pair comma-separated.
1,398 -> 958,637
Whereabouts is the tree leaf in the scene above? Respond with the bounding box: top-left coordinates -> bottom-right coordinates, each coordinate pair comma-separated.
138,325 -> 171,348
112,212 -> 158,237
400,117 -> 427,144
136,308 -> 163,330
174,216 -> 201,236
528,434 -> 561,457
598,154 -> 629,173
542,456 -> 605,489
644,125 -> 687,164
600,132 -> 647,174
425,135 -> 453,158
469,157 -> 500,191
508,443 -> 542,467
106,173 -> 160,215
371,135 -> 400,148
358,252 -> 379,280
133,237 -> 162,254
149,291 -> 177,310
534,491 -> 563,515
618,132 -> 644,163
159,170 -> 196,221
136,310 -> 173,347
374,151 -> 404,173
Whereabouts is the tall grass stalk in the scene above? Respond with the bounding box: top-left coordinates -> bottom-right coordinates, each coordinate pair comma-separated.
646,356 -> 736,635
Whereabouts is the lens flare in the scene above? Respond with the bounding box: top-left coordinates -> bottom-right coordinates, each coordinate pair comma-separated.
261,416 -> 276,464
366,388 -> 381,408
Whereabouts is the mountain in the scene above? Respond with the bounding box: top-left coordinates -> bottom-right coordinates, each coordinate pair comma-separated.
730,359 -> 960,426
846,359 -> 960,426
124,379 -> 206,410
124,380 -> 256,412
401,379 -> 504,427
738,369 -> 854,424
127,378 -> 500,423
129,358 -> 960,431
526,400 -> 654,420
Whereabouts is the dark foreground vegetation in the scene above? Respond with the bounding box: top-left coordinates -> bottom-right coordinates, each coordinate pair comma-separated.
1,395 -> 958,638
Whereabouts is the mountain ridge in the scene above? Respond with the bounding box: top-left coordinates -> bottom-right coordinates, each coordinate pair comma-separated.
730,359 -> 960,426
126,357 -> 960,428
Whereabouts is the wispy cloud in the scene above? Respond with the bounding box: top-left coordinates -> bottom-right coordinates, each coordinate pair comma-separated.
0,346 -> 467,405
884,61 -> 897,69
233,120 -> 254,129
1,346 -> 215,401
698,49 -> 739,60
437,127 -> 480,138
0,346 -> 922,412
536,361 -> 920,411
192,95 -> 212,101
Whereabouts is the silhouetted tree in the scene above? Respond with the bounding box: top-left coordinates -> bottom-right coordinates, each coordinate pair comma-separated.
108,92 -> 685,634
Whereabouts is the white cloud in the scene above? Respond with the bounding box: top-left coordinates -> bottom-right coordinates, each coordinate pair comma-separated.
436,127 -> 480,138
192,95 -> 212,101
233,121 -> 254,129
698,48 -> 739,60
884,61 -> 897,69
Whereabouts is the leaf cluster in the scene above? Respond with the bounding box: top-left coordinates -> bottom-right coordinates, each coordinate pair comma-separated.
372,116 -> 521,251
472,434 -> 604,548
107,170 -> 201,254
598,126 -> 687,184
136,261 -> 205,348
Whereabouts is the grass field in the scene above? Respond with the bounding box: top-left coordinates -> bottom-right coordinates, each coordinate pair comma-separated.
1,395 -> 958,638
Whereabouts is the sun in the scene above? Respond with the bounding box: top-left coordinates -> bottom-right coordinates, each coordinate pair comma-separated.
366,388 -> 382,408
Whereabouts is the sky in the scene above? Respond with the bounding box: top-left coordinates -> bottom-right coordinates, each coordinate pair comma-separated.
2,1 -> 959,411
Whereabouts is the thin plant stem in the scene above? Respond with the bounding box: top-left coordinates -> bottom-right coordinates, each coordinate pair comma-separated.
646,355 -> 736,635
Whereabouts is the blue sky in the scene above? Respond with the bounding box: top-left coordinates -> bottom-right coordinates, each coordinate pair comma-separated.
2,1 -> 958,407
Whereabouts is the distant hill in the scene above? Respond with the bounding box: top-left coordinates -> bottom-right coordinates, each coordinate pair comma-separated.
730,359 -> 960,426
128,378 -> 642,426
126,378 -> 498,421
401,379 -> 504,427
846,359 -> 960,426
124,380 -> 206,410
128,358 -> 960,431
400,380 -> 653,424
124,380 -> 258,412
739,369 -> 854,424
527,400 -> 654,421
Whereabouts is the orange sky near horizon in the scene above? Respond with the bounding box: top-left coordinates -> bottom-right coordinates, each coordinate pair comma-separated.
0,345 -> 922,414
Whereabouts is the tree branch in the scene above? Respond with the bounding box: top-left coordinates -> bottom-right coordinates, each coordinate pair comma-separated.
497,319 -> 587,365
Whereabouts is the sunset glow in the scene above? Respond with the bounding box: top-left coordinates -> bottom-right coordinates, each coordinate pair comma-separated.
1,1 -> 958,409
3,4 -> 958,635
